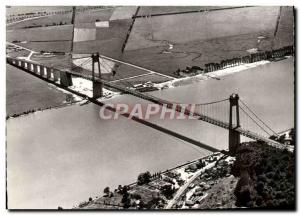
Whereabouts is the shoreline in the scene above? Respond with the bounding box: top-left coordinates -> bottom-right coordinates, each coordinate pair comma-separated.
154,60 -> 271,89
74,151 -> 235,209
6,99 -> 82,121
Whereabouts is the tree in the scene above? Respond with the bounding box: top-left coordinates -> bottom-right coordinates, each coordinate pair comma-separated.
121,185 -> 129,195
138,199 -> 145,209
196,159 -> 205,169
103,187 -> 110,196
161,184 -> 175,199
118,185 -> 123,192
137,171 -> 151,185
121,192 -> 131,208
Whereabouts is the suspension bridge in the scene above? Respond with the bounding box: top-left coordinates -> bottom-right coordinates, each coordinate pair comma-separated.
6,53 -> 293,154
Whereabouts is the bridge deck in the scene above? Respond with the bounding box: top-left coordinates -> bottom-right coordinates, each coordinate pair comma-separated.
7,57 -> 293,152
68,69 -> 293,151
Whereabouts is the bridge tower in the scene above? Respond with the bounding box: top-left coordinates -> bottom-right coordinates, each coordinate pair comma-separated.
92,53 -> 103,98
229,93 -> 240,155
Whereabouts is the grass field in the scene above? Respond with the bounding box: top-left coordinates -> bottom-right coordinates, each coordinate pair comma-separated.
6,14 -> 72,30
73,19 -> 132,58
137,6 -> 233,16
121,6 -> 293,76
125,6 -> 280,51
7,25 -> 72,42
7,19 -> 131,57
7,7 -> 114,30
121,32 -> 274,77
6,64 -> 71,116
6,6 -> 71,16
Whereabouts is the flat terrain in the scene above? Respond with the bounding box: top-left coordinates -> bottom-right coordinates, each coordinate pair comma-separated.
120,6 -> 293,76
5,6 -> 294,112
126,6 -> 281,51
122,32 -> 273,77
73,19 -> 132,58
137,6 -> 233,16
6,64 -> 70,116
6,6 -> 71,16
6,7 -> 114,30
6,7 -> 294,78
7,25 -> 72,42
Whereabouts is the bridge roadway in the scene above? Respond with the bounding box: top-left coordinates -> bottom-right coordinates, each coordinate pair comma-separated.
6,57 -> 292,152
67,70 -> 292,152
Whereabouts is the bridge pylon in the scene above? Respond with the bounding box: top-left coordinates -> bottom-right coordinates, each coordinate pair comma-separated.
92,52 -> 103,99
229,93 -> 240,155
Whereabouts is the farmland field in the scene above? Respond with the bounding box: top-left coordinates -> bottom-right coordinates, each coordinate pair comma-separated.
73,19 -> 132,57
121,6 -> 294,76
6,6 -> 294,91
125,6 -> 280,51
7,25 -> 72,68
6,14 -> 72,30
137,6 -> 232,16
7,7 -> 114,30
121,32 -> 274,77
6,6 -> 71,17
7,25 -> 72,42
7,19 -> 132,58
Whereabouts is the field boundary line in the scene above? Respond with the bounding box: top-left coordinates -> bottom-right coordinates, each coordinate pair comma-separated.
109,72 -> 153,83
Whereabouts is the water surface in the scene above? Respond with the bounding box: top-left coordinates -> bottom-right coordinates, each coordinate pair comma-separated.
7,58 -> 294,209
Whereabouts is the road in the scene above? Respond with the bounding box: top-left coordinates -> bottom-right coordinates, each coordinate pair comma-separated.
6,42 -> 37,61
165,161 -> 216,209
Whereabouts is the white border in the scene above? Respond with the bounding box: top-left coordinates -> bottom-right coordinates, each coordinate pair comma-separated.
1,1 -> 298,214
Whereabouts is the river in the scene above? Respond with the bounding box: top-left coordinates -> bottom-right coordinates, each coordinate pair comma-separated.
6,57 -> 294,209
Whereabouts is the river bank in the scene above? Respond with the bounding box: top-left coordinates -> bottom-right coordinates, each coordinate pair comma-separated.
74,133 -> 295,210
74,151 -> 236,209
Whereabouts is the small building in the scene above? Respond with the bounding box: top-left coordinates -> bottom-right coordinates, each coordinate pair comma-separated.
284,136 -> 293,145
185,200 -> 195,206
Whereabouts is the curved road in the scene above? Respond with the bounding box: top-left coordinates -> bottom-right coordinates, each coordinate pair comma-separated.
165,161 -> 216,209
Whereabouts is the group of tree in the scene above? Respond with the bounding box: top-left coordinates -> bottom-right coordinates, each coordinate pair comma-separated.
231,141 -> 295,209
160,184 -> 176,199
204,46 -> 294,73
121,186 -> 131,209
151,171 -> 162,179
174,46 -> 294,77
177,46 -> 295,75
137,171 -> 152,185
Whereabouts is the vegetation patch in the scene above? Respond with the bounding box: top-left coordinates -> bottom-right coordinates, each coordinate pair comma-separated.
232,141 -> 295,209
